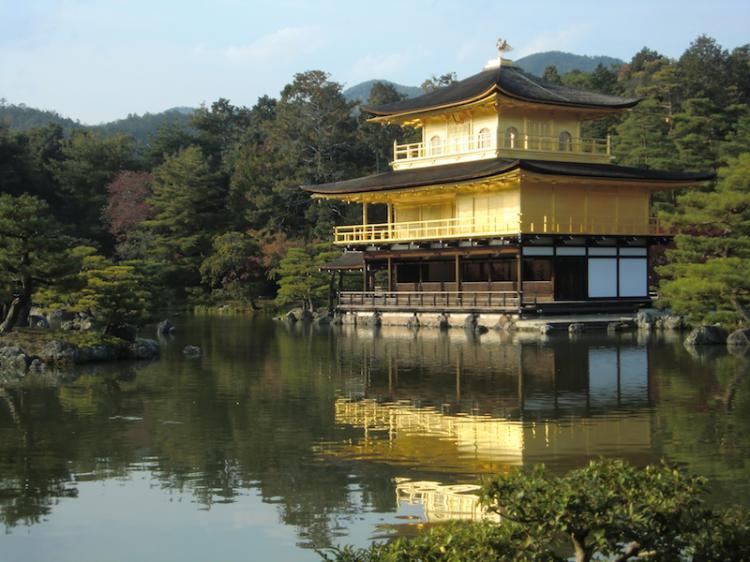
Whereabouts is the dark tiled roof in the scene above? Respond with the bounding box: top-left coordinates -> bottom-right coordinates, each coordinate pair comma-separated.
362,66 -> 640,116
320,252 -> 364,271
301,159 -> 715,196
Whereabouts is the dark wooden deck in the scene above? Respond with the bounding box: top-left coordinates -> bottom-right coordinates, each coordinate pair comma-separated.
336,291 -> 651,315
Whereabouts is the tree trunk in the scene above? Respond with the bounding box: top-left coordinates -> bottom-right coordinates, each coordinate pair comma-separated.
731,295 -> 750,324
0,297 -> 22,334
571,534 -> 593,562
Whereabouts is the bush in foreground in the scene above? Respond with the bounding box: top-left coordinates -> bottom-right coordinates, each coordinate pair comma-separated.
320,460 -> 750,562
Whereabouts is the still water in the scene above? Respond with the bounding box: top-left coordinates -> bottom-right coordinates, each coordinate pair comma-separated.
1,316 -> 749,562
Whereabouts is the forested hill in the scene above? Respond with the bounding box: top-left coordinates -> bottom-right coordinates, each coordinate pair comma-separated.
343,80 -> 421,103
0,103 -> 194,142
0,103 -> 82,133
341,52 -> 626,103
514,51 -> 625,75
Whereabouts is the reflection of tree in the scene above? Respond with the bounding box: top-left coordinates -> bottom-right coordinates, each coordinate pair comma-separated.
1,318 -> 749,546
649,339 -> 750,505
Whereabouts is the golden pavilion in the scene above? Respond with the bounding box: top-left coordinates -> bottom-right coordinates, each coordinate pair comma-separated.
303,44 -> 713,315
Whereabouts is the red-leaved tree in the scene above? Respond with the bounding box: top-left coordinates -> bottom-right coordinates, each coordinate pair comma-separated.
103,171 -> 154,242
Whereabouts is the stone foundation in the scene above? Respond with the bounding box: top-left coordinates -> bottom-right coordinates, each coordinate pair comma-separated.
337,311 -> 518,331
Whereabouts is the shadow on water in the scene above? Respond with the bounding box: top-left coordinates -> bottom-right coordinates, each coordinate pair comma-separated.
0,316 -> 748,559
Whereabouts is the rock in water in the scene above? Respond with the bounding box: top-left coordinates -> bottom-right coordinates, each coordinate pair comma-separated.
0,345 -> 30,374
129,338 -> 161,360
607,321 -> 633,333
727,328 -> 750,346
156,320 -> 176,336
568,323 -> 585,335
40,340 -> 82,364
182,345 -> 202,358
685,325 -> 728,346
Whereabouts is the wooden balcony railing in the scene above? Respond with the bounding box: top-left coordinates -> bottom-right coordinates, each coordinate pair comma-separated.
334,216 -> 520,244
394,133 -> 496,162
393,133 -> 609,163
339,291 -> 521,311
334,216 -> 666,245
499,134 -> 609,155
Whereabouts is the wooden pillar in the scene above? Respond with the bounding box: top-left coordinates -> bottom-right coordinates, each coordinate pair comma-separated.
516,247 -> 524,308
363,263 -> 368,292
362,202 -> 368,226
387,257 -> 393,292
456,348 -> 462,402
455,254 -> 461,292
387,203 -> 393,240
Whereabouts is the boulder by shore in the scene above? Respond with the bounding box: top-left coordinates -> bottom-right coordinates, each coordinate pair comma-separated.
0,330 -> 160,382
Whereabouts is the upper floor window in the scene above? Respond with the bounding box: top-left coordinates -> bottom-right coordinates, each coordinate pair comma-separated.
477,127 -> 491,149
505,127 -> 519,149
429,135 -> 443,156
558,131 -> 573,152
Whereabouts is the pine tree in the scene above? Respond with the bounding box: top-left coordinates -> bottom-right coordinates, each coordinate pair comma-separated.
144,146 -> 226,286
0,194 -> 69,332
659,154 -> 750,326
200,232 -> 265,306
275,245 -> 339,311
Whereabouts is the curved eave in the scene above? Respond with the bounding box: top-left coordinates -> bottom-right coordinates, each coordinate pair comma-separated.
301,159 -> 715,199
363,85 -> 641,122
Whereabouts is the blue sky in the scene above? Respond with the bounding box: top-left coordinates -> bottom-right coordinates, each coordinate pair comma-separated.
1,0 -> 748,124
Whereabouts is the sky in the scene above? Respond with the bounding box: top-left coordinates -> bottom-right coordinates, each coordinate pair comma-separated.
1,0 -> 748,124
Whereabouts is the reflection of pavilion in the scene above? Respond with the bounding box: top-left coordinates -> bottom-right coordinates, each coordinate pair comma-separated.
335,331 -> 653,416
394,479 -> 499,523
322,334 -> 657,524
333,397 -> 653,471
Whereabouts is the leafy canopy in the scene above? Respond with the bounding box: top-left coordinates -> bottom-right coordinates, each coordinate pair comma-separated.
659,154 -> 750,326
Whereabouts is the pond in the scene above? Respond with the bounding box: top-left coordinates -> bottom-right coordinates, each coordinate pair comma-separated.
1,316 -> 749,562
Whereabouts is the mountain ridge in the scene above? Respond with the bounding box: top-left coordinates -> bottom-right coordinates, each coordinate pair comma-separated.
0,51 -> 627,139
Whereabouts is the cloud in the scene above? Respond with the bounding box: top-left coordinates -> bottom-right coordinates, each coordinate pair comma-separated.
349,53 -> 409,82
514,26 -> 589,58
197,26 -> 323,65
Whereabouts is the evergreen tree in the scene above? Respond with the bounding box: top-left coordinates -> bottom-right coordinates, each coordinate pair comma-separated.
357,82 -> 409,173
200,231 -> 266,306
659,154 -> 750,326
265,71 -> 361,239
145,122 -> 196,168
144,146 -> 226,286
677,35 -> 731,106
670,97 -> 724,171
275,244 -> 339,311
228,96 -> 278,231
76,248 -> 150,335
0,194 -> 69,332
49,130 -> 136,246
190,98 -> 251,172
542,65 -> 562,84
613,98 -> 679,170
420,72 -> 457,93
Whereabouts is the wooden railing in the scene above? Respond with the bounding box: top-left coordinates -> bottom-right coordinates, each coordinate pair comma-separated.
334,216 -> 521,244
499,134 -> 609,155
334,216 -> 666,245
339,291 -> 520,310
393,133 -> 609,163
394,133 -> 496,162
